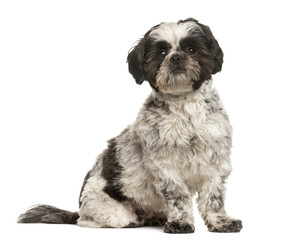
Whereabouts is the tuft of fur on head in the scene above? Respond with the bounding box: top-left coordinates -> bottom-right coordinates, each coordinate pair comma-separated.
127,18 -> 223,94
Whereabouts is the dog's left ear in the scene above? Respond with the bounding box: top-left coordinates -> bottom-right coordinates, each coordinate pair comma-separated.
127,38 -> 147,85
197,21 -> 224,74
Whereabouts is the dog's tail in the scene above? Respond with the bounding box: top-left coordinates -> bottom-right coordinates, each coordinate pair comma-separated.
17,205 -> 79,224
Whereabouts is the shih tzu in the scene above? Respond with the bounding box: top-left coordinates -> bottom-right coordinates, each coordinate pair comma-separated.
18,18 -> 242,234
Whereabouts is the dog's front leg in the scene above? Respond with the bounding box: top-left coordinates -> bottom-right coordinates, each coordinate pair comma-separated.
196,175 -> 243,232
156,177 -> 195,234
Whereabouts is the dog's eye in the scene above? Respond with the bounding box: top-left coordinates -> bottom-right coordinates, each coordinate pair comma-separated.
187,47 -> 195,55
159,50 -> 167,57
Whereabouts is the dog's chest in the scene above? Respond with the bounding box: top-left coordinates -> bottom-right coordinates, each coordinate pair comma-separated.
159,99 -> 231,191
161,100 -> 228,148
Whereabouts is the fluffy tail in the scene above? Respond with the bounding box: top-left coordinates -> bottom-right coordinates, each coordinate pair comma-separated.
17,205 -> 79,224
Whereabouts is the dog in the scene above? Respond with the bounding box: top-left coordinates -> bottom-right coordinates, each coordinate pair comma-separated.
18,18 -> 242,234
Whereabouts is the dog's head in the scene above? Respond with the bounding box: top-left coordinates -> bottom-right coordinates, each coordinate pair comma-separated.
127,18 -> 223,94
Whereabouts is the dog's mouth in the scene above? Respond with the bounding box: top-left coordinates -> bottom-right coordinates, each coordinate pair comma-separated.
155,60 -> 201,94
170,68 -> 186,75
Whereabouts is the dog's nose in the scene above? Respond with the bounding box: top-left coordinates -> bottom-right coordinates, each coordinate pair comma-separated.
170,54 -> 183,64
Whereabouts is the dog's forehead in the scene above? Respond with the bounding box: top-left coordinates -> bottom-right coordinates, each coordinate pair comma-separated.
149,21 -> 201,49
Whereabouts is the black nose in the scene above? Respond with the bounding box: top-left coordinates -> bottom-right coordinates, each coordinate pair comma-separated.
170,54 -> 183,64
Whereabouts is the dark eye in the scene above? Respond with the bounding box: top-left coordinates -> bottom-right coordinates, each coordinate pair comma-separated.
187,47 -> 195,55
159,50 -> 167,57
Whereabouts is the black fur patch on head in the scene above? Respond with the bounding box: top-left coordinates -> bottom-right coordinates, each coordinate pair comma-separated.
143,40 -> 172,90
177,26 -> 222,89
101,138 -> 128,202
179,18 -> 223,75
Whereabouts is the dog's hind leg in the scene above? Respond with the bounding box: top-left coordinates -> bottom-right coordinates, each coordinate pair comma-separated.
78,192 -> 143,228
78,174 -> 142,228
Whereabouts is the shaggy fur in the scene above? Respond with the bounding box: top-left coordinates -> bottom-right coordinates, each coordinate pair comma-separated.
18,18 -> 242,234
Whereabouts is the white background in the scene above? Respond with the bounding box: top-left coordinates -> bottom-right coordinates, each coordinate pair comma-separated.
1,0 -> 293,239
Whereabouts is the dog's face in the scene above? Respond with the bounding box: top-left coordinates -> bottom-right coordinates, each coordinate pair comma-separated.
127,18 -> 223,94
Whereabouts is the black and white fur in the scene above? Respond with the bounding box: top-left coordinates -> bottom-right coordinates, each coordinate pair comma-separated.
18,18 -> 242,234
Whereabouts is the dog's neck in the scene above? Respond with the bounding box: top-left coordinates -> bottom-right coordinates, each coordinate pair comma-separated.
152,79 -> 213,104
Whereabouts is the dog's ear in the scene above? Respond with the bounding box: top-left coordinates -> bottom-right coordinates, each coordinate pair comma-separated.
127,38 -> 147,85
196,21 -> 224,74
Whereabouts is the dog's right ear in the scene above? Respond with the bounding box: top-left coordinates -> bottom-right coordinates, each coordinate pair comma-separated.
127,38 -> 147,85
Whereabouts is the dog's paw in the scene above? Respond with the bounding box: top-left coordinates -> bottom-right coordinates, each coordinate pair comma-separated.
144,217 -> 166,226
164,221 -> 195,234
208,218 -> 242,233
123,217 -> 145,228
